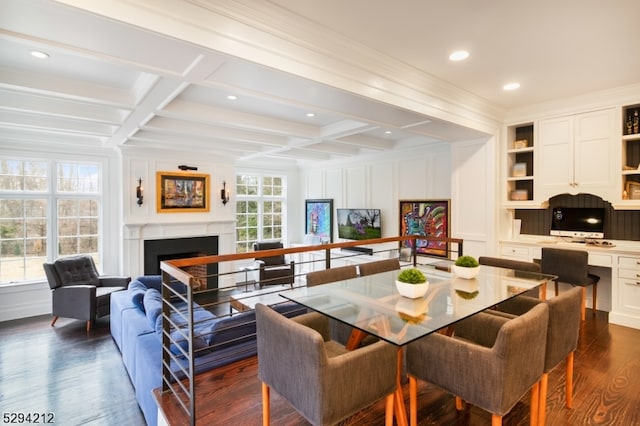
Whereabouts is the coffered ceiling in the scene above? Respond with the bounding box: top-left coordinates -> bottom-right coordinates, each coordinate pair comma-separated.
1,0 -> 638,165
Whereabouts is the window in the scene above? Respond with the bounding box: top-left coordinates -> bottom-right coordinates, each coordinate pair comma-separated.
0,159 -> 101,284
235,174 -> 286,253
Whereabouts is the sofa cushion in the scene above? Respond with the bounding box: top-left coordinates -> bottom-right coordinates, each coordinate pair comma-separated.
135,274 -> 188,294
209,311 -> 257,349
128,281 -> 147,312
169,329 -> 209,357
143,288 -> 163,329
154,305 -> 217,347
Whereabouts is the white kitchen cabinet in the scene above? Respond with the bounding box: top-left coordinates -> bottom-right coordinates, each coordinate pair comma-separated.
537,108 -> 616,202
613,256 -> 640,324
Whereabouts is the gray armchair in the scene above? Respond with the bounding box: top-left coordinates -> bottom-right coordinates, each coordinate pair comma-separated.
253,241 -> 295,288
256,303 -> 397,426
406,303 -> 549,426
43,255 -> 130,331
491,286 -> 582,425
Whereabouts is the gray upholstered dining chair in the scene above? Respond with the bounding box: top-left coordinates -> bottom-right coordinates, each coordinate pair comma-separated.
541,247 -> 600,320
492,286 -> 582,425
255,303 -> 397,426
306,265 -> 358,286
406,303 -> 549,426
358,258 -> 400,276
478,256 -> 542,297
43,255 -> 130,331
478,256 -> 541,273
305,265 -> 371,346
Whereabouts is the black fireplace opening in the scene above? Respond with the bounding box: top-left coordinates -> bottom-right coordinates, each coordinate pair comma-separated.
144,236 -> 219,289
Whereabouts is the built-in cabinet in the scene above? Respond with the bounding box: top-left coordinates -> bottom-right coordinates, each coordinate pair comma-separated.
503,105 -> 640,208
621,104 -> 640,206
499,240 -> 640,330
537,108 -> 616,202
505,124 -> 535,204
616,255 -> 640,322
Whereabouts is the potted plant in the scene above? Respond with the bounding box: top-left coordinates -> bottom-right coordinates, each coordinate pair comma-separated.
395,268 -> 429,299
451,255 -> 480,279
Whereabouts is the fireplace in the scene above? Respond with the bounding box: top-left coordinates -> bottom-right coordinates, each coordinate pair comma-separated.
144,236 -> 219,289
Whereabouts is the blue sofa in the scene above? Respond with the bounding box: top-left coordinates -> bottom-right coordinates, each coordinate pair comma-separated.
110,276 -> 305,426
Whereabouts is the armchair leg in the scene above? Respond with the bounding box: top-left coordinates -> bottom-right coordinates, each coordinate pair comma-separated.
50,316 -> 58,327
530,381 -> 540,426
566,352 -> 574,408
385,393 -> 394,426
592,283 -> 597,316
491,413 -> 502,426
580,287 -> 586,321
261,382 -> 270,426
455,396 -> 464,411
538,375 -> 548,426
86,320 -> 92,332
409,375 -> 417,426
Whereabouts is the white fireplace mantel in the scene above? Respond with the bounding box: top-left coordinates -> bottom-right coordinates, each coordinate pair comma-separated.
123,220 -> 236,284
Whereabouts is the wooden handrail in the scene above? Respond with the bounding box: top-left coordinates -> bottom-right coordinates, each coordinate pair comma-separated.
161,235 -> 463,272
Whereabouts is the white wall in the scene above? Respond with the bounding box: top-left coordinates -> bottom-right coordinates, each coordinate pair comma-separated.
299,137 -> 497,258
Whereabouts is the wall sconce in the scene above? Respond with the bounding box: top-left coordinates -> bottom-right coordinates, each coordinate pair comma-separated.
221,181 -> 230,205
136,178 -> 143,206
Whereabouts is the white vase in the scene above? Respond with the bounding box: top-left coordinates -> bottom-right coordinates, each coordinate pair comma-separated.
451,264 -> 480,279
395,280 -> 429,299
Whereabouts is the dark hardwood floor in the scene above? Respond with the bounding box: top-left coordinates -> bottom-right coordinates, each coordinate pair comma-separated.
1,310 -> 639,426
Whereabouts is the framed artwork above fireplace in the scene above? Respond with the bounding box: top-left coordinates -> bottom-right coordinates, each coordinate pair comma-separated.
156,171 -> 210,213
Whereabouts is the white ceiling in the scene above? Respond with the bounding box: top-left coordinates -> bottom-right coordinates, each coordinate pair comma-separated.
1,0 -> 638,165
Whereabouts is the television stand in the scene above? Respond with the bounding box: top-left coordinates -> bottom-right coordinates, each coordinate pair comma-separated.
341,246 -> 373,255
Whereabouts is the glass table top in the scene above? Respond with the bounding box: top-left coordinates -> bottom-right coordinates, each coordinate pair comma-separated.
280,263 -> 556,346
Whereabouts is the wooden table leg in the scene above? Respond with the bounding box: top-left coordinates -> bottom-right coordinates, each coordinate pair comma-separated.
539,281 -> 547,301
346,329 -> 407,425
345,328 -> 367,350
394,348 -> 408,426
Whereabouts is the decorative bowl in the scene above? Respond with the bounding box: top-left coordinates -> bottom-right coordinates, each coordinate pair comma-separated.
451,264 -> 480,279
395,280 -> 429,299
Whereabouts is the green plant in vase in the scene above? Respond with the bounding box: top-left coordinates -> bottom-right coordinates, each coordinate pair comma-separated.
395,268 -> 429,299
452,255 -> 480,279
454,255 -> 479,268
397,268 -> 427,284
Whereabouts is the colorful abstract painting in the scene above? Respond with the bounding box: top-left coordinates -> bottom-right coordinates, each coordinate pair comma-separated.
399,200 -> 450,257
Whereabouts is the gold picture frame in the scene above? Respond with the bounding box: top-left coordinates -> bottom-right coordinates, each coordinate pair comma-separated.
156,171 -> 210,213
626,181 -> 640,200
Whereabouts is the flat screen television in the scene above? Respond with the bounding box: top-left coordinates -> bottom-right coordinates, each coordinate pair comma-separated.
337,208 -> 382,240
550,207 -> 605,239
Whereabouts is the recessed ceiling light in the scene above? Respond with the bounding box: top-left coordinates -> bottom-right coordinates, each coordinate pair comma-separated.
449,50 -> 469,61
384,130 -> 392,134
306,113 -> 315,117
226,95 -> 237,100
31,51 -> 49,59
503,82 -> 521,91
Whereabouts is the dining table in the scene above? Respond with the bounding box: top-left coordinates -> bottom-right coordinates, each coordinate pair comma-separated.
279,261 -> 556,426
